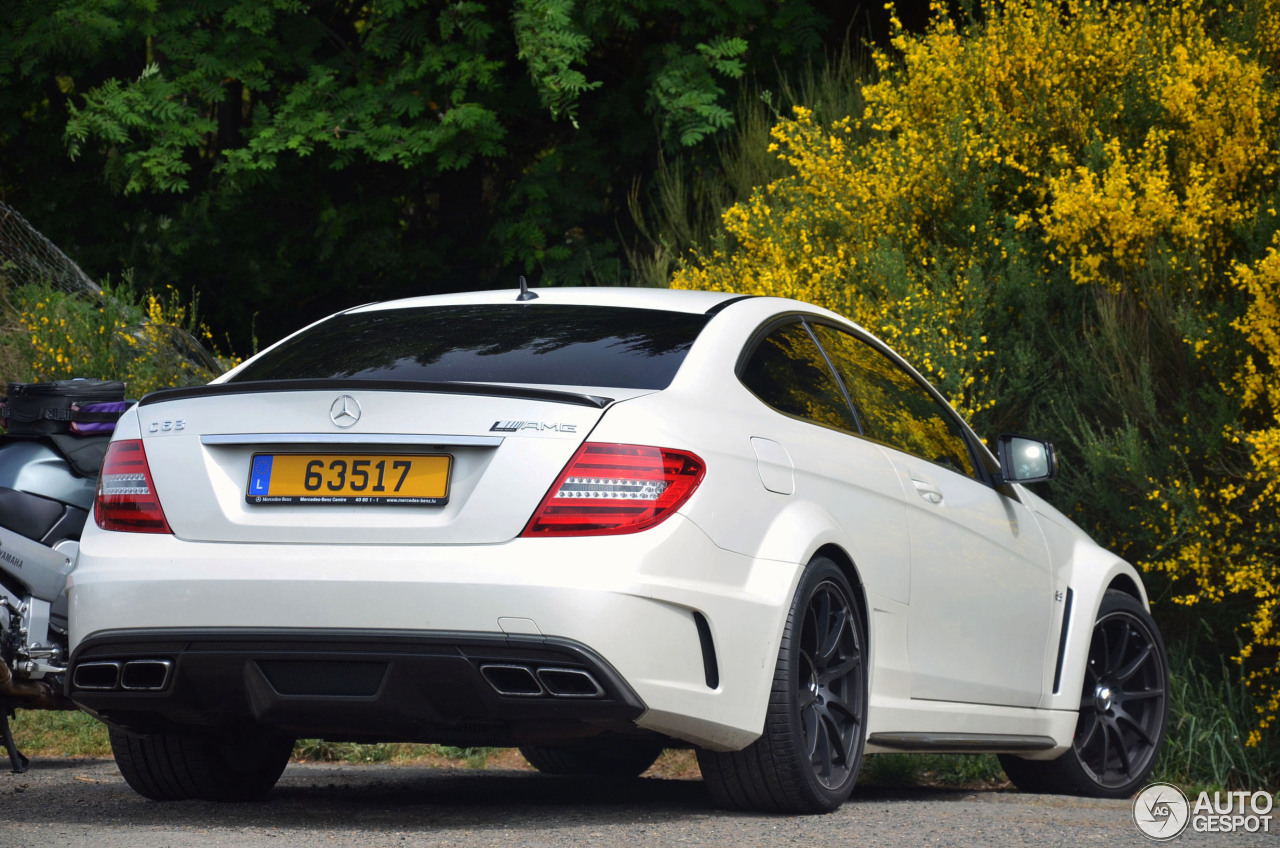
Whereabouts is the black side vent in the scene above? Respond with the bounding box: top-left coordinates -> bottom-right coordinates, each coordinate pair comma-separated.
258,661 -> 388,697
1052,589 -> 1074,694
692,612 -> 720,690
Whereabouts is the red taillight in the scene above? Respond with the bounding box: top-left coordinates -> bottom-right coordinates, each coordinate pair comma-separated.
95,439 -> 172,534
522,442 -> 705,537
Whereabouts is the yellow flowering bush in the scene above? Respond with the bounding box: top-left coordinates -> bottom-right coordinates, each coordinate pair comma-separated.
4,282 -> 233,398
673,103 -> 995,418
673,0 -> 1280,739
1144,242 -> 1280,745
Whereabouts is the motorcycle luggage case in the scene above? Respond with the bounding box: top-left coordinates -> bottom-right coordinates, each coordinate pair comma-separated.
1,380 -> 126,437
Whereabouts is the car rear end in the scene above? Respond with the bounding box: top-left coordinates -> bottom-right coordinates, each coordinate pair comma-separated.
67,289 -> 791,752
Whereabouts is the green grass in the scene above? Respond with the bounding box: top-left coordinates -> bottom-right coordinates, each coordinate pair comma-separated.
8,709 -> 110,758
292,740 -> 498,767
5,713 -> 503,766
859,753 -> 1006,789
4,715 -> 505,767
1150,644 -> 1280,792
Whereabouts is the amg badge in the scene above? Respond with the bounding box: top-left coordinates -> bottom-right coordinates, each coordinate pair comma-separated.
490,420 -> 577,433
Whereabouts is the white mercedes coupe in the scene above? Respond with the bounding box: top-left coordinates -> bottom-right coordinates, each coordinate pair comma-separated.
68,286 -> 1169,811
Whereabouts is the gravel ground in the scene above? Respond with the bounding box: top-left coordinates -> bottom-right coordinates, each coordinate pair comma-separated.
1,759 -> 1274,847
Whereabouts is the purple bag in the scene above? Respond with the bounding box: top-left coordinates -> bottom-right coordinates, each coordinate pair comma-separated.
70,401 -> 130,436
3,380 -> 126,436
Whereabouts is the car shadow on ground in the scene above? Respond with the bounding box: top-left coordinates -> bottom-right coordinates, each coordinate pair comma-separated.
4,758 -> 1008,834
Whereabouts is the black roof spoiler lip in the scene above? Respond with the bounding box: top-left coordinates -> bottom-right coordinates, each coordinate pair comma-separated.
138,379 -> 614,409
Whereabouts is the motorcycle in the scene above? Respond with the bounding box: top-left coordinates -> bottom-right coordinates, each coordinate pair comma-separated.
0,380 -> 127,772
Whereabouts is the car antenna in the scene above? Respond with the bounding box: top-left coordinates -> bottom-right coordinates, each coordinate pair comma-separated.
517,275 -> 538,301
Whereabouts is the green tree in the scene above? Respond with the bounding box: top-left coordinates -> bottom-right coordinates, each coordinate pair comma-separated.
0,0 -> 845,349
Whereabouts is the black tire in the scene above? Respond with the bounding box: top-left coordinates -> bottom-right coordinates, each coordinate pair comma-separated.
697,557 -> 867,813
518,738 -> 663,777
109,727 -> 294,801
1000,590 -> 1169,798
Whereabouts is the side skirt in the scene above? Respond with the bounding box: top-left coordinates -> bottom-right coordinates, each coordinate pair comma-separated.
866,732 -> 1056,753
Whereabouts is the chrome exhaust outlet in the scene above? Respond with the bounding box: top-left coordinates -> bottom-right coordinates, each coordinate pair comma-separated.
72,661 -> 122,691
120,659 -> 173,691
479,664 -> 544,697
536,667 -> 605,698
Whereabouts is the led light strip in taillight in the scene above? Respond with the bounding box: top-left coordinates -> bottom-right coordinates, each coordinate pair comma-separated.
554,476 -> 670,500
522,442 -> 705,537
95,439 -> 173,534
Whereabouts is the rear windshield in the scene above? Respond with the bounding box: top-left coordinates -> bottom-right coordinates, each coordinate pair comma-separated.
227,304 -> 711,390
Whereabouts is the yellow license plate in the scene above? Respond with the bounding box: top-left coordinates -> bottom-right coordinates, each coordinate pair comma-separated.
246,454 -> 451,505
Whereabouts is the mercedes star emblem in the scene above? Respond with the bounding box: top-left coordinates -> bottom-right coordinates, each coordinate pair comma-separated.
329,395 -> 361,428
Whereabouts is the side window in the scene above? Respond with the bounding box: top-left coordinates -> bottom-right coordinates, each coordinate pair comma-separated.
811,324 -> 977,479
740,321 -> 859,433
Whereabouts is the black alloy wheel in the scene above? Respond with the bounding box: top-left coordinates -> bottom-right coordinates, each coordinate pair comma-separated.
796,576 -> 865,791
697,556 -> 867,813
1074,594 -> 1168,790
1000,590 -> 1169,797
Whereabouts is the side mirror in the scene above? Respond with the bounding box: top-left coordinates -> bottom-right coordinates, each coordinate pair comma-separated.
996,434 -> 1057,484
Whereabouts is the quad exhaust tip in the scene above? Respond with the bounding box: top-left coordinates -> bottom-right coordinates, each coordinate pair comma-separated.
479,664 -> 604,699
71,661 -> 121,691
72,659 -> 172,692
480,664 -> 543,697
536,667 -> 605,698
120,659 -> 173,691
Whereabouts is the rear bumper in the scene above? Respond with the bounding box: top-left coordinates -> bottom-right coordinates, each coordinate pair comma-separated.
69,628 -> 645,745
69,515 -> 803,749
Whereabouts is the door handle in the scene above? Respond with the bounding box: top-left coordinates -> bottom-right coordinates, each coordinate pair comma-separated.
911,478 -> 944,505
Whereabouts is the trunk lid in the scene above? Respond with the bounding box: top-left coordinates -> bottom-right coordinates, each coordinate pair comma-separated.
136,385 -> 623,545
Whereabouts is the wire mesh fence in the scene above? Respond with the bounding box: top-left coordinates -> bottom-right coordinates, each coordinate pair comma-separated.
0,201 -> 103,298
0,201 -> 225,385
